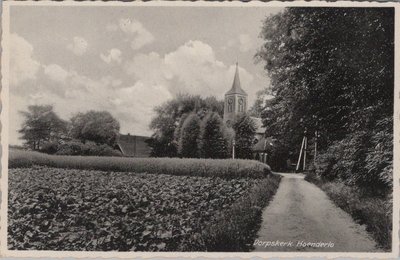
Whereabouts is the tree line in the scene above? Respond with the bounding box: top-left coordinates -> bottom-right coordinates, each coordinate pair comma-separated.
256,7 -> 393,195
18,95 -> 258,159
18,105 -> 121,156
147,94 -> 256,159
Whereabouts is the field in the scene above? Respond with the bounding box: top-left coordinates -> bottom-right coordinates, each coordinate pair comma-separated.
8,150 -> 280,251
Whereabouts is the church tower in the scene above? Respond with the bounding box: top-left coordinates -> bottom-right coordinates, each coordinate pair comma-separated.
223,62 -> 248,126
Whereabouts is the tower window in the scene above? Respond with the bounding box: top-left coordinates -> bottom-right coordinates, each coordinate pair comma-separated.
228,98 -> 234,112
238,98 -> 244,112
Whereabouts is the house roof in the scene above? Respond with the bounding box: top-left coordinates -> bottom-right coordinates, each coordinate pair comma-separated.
116,134 -> 151,157
225,62 -> 247,96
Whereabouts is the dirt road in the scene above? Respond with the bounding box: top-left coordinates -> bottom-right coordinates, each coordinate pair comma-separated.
253,173 -> 378,252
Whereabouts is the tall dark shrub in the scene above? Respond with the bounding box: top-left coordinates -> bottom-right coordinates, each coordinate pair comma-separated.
178,113 -> 201,158
233,114 -> 256,159
198,112 -> 228,159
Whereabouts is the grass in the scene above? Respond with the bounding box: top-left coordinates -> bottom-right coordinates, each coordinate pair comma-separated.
9,149 -> 271,179
305,172 -> 392,251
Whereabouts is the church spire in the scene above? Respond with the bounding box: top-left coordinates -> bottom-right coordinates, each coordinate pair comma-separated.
225,62 -> 247,96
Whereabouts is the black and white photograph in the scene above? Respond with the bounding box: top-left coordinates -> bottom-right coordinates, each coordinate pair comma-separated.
1,1 -> 398,258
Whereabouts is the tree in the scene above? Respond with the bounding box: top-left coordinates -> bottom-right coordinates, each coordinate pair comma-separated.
173,113 -> 190,150
198,112 -> 228,159
256,8 -> 394,152
148,94 -> 224,157
233,114 -> 256,159
19,105 -> 67,150
256,8 -> 393,190
248,88 -> 271,118
178,113 -> 201,158
70,110 -> 120,146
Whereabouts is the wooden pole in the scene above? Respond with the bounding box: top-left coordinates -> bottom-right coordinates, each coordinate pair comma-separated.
314,130 -> 318,164
303,137 -> 307,171
232,139 -> 235,159
296,137 -> 305,171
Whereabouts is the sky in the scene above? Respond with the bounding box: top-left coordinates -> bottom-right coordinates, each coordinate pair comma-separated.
8,5 -> 283,145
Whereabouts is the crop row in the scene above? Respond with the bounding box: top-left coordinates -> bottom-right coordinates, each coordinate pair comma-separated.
9,149 -> 271,179
8,167 -> 259,251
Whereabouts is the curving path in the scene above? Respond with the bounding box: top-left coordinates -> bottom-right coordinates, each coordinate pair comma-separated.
253,173 -> 379,252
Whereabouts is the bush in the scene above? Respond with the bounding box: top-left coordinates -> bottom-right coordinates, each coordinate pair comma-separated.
40,141 -> 59,155
55,140 -> 121,157
315,131 -> 368,184
363,117 -> 393,193
9,150 -> 271,179
56,140 -> 86,156
82,141 -> 122,157
315,125 -> 392,195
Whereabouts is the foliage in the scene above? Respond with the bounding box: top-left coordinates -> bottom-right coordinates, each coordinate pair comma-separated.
178,113 -> 201,158
39,141 -> 60,155
198,112 -> 229,159
248,89 -> 271,118
18,105 -> 67,150
264,139 -> 290,171
256,7 -> 394,191
8,167 -> 259,251
148,94 -> 224,157
55,140 -> 121,157
315,132 -> 367,183
364,117 -> 393,191
183,174 -> 281,251
233,114 -> 256,159
314,117 -> 393,196
173,113 -> 190,152
70,111 -> 120,147
257,8 -> 393,149
305,175 -> 392,250
9,149 -> 271,179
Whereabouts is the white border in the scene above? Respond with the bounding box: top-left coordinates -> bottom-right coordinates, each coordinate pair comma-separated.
1,1 -> 399,258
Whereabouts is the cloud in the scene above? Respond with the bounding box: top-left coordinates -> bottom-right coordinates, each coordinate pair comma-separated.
108,18 -> 155,50
120,40 -> 254,135
67,36 -> 88,56
222,34 -> 254,53
112,82 -> 173,133
11,39 -> 255,145
44,64 -> 69,83
239,34 -> 253,52
100,48 -> 122,64
101,76 -> 122,88
164,40 -> 253,97
125,52 -> 171,85
10,33 -> 41,86
125,40 -> 253,98
106,23 -> 119,31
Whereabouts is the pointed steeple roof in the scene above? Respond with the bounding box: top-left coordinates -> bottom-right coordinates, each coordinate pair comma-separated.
226,62 -> 247,96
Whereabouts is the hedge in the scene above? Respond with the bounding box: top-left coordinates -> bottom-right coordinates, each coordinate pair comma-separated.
9,149 -> 271,179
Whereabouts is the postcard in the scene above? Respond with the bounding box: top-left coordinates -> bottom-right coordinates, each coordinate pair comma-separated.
1,1 -> 399,258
